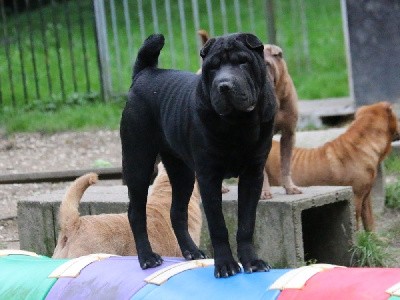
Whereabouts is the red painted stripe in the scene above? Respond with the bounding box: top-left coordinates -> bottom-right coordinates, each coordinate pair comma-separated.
278,268 -> 400,300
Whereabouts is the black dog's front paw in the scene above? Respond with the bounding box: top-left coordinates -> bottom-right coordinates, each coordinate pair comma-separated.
238,243 -> 271,273
183,249 -> 207,260
139,252 -> 163,269
214,258 -> 242,278
241,259 -> 271,274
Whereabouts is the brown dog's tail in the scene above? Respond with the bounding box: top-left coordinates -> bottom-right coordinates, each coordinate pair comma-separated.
58,173 -> 98,233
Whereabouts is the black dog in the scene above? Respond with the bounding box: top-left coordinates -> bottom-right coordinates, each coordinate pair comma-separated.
120,33 -> 276,278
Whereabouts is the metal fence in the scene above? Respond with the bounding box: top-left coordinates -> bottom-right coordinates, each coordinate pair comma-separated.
0,0 -> 100,109
93,0 -> 280,99
0,0 -> 345,110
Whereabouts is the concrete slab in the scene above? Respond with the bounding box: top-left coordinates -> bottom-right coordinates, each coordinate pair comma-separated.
297,97 -> 355,129
18,185 -> 354,267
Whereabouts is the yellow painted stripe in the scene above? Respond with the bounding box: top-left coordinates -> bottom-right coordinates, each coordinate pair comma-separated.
0,249 -> 39,257
48,253 -> 117,278
269,264 -> 343,290
145,259 -> 215,285
386,282 -> 400,296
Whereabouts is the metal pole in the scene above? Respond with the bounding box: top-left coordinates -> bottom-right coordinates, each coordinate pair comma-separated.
265,0 -> 276,44
93,0 -> 112,100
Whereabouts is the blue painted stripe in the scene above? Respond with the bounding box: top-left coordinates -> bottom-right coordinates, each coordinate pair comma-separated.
132,266 -> 290,300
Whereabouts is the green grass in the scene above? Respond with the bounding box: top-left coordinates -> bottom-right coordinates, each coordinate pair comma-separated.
385,179 -> 400,209
0,98 -> 124,134
350,231 -> 392,267
384,153 -> 400,209
0,0 -> 348,133
0,0 -> 100,109
384,153 -> 400,176
385,219 -> 400,240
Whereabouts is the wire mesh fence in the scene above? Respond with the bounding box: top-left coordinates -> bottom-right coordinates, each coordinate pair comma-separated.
0,0 -> 348,110
0,0 -> 101,110
93,0 -> 276,98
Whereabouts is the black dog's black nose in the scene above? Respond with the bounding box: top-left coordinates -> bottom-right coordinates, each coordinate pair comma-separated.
218,82 -> 233,94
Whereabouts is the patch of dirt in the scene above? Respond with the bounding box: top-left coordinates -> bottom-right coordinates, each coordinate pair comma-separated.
375,208 -> 400,266
0,130 -> 122,250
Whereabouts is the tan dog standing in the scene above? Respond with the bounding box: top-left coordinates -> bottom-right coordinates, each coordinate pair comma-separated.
265,102 -> 400,231
52,163 -> 202,258
262,44 -> 301,198
198,30 -> 301,199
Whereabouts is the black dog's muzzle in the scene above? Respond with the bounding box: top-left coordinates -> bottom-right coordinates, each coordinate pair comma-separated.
218,81 -> 234,94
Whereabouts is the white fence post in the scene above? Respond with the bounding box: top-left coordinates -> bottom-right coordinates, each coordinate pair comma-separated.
93,0 -> 112,100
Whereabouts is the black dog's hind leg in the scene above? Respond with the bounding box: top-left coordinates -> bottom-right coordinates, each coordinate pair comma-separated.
237,164 -> 271,273
121,117 -> 161,269
161,154 -> 206,260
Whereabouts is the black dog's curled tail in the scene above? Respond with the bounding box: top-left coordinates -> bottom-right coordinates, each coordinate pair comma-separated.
133,34 -> 165,79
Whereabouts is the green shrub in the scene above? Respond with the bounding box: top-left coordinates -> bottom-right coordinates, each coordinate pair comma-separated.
384,154 -> 400,176
385,179 -> 400,209
350,231 -> 391,267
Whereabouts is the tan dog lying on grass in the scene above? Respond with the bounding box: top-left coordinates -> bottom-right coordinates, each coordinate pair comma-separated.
52,163 -> 202,258
265,102 -> 400,231
198,30 -> 301,199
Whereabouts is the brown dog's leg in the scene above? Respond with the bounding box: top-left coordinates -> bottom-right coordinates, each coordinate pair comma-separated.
354,195 -> 362,231
354,184 -> 375,231
361,191 -> 375,231
221,182 -> 230,194
260,169 -> 273,199
280,128 -> 302,195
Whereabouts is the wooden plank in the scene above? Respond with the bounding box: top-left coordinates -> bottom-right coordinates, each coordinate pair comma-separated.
0,167 -> 122,184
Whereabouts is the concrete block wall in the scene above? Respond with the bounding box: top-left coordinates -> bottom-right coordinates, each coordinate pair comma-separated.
200,186 -> 354,267
18,185 -> 354,267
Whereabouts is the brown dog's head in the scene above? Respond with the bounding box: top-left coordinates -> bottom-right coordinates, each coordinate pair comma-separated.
355,101 -> 400,141
355,101 -> 400,160
263,44 -> 286,86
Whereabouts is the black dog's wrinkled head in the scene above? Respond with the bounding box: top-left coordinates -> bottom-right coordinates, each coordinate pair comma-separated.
199,33 -> 275,122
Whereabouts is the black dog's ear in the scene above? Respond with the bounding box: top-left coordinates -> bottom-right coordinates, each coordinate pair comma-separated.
241,33 -> 264,57
200,38 -> 216,58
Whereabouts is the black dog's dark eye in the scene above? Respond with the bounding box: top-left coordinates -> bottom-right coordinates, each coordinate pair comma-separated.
208,57 -> 220,69
237,54 -> 249,65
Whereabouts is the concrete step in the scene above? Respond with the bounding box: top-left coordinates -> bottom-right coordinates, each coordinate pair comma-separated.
18,185 -> 354,267
297,97 -> 354,129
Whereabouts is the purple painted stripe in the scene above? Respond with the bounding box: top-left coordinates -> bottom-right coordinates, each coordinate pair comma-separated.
46,256 -> 184,300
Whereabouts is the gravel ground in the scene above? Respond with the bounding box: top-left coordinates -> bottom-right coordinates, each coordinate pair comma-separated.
0,129 -> 399,267
0,130 -> 122,250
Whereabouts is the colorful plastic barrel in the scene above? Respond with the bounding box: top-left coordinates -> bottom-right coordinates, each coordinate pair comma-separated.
0,251 -> 68,300
277,267 -> 400,300
46,256 -> 183,300
2,250 -> 400,300
133,266 -> 289,300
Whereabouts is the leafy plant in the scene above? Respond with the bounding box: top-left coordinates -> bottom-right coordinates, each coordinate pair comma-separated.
384,154 -> 400,176
350,231 -> 391,267
93,159 -> 113,168
385,179 -> 400,209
